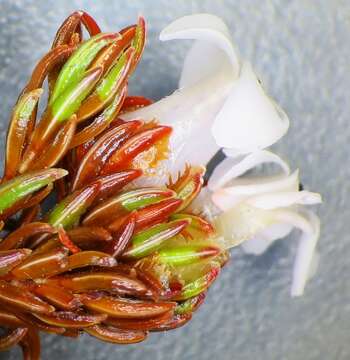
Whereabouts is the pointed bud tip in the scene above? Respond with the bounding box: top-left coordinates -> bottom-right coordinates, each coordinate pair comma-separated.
201,246 -> 221,259
138,15 -> 146,24
86,65 -> 104,78
53,168 -> 69,179
175,218 -> 192,228
32,88 -> 44,97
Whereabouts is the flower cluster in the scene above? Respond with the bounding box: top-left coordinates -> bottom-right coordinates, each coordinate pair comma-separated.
124,14 -> 322,297
0,11 -> 320,359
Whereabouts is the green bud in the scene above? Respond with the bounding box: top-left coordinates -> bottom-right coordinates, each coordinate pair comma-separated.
51,67 -> 102,123
123,219 -> 190,259
50,33 -> 118,104
48,183 -> 99,229
0,169 -> 67,215
158,245 -> 220,266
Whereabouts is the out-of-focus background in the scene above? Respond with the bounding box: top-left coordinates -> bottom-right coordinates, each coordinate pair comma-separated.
0,0 -> 349,359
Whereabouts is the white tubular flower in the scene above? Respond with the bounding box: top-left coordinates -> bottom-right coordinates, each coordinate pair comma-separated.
122,14 -> 321,297
209,151 -> 322,296
121,14 -> 289,185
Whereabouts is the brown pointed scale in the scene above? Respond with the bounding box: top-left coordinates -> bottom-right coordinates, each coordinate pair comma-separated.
66,251 -> 117,270
168,165 -> 205,212
83,188 -> 176,227
0,328 -> 28,351
90,25 -> 136,74
4,89 -> 43,180
130,197 -> 183,232
0,311 -> 25,328
11,247 -> 69,280
26,44 -> 76,93
79,293 -> 175,319
0,222 -> 55,251
69,86 -> 127,148
48,11 -> 84,94
150,313 -> 192,332
46,271 -> 148,297
19,328 -> 41,360
0,249 -> 32,275
67,226 -> 112,249
93,169 -> 143,204
105,310 -> 174,331
101,125 -> 172,175
34,284 -> 81,311
0,280 -> 55,314
103,211 -> 136,257
85,324 -> 147,344
72,120 -> 142,190
120,95 -> 153,113
51,11 -> 84,49
28,115 -> 77,171
80,11 -> 101,36
1,303 -> 65,335
33,311 -> 107,328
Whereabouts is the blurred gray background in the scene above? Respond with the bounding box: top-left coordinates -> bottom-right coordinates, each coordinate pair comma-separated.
0,0 -> 349,359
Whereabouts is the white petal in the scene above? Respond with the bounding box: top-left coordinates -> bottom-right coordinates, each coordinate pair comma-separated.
215,203 -> 320,296
211,170 -> 299,211
211,62 -> 290,152
179,40 -> 233,88
208,150 -> 290,191
122,16 -> 288,185
246,191 -> 322,209
214,203 -> 275,248
307,250 -> 320,281
121,71 -> 232,186
272,209 -> 321,296
291,211 -> 321,296
160,13 -> 240,87
244,229 -> 320,281
241,223 -> 294,255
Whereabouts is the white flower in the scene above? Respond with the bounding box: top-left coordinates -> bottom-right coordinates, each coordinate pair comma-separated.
121,14 -> 321,296
208,150 -> 322,297
121,14 -> 289,185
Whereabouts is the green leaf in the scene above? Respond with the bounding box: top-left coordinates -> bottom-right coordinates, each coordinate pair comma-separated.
0,169 -> 67,215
